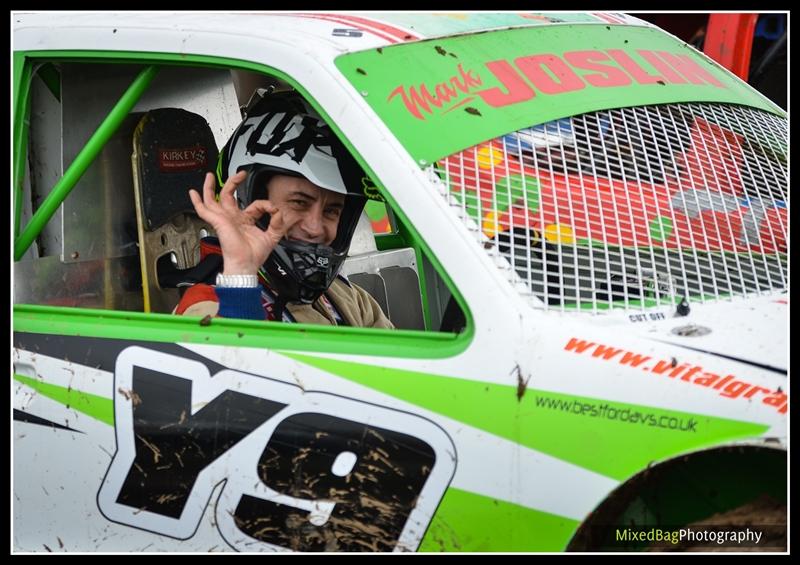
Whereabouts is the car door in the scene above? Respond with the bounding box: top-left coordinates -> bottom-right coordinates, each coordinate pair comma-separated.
11,24 -> 516,552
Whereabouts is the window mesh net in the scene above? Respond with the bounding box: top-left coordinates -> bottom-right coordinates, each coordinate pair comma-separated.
433,103 -> 787,312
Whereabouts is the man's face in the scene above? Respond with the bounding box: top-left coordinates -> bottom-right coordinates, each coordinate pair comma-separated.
267,175 -> 344,246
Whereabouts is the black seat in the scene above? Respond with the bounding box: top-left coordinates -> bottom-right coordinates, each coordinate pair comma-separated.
131,108 -> 218,313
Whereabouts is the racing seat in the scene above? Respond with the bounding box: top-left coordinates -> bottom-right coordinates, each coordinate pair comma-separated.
341,214 -> 425,330
131,108 -> 218,313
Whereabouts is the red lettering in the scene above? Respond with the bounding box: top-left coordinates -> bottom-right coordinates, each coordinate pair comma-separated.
388,64 -> 484,120
618,351 -> 651,368
720,380 -> 751,399
591,344 -> 623,361
655,51 -> 724,87
474,60 -> 535,107
607,49 -> 663,84
459,63 -> 483,89
693,372 -> 720,387
679,366 -> 702,382
447,63 -> 482,93
712,375 -> 734,390
157,145 -> 207,172
651,359 -> 673,375
564,337 -> 596,353
637,50 -> 687,84
743,386 -> 771,399
669,364 -> 690,378
514,54 -> 585,95
763,391 -> 787,408
563,50 -> 631,87
388,84 -> 442,120
435,82 -> 458,104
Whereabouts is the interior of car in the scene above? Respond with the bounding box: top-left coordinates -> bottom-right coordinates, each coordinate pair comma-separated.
15,62 -> 465,332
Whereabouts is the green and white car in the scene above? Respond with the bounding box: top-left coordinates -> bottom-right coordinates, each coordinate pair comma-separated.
13,12 -> 787,552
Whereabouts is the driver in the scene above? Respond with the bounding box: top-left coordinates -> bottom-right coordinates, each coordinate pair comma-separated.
174,93 -> 393,328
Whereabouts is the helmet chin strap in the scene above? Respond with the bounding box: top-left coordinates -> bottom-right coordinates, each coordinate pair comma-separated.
258,266 -> 290,321
272,294 -> 289,322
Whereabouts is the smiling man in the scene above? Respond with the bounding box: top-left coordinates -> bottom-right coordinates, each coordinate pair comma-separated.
175,93 -> 393,328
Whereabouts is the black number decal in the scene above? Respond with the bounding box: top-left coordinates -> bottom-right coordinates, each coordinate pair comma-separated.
115,366 -> 286,517
232,412 -> 435,551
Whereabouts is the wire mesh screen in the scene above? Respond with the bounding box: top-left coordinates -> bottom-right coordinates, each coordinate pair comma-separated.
434,103 -> 787,313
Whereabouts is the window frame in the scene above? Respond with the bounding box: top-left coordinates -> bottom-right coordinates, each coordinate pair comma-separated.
12,50 -> 474,359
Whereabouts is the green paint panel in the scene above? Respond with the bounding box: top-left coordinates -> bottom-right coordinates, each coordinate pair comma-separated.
337,25 -> 781,166
14,304 -> 471,360
285,353 -> 769,481
420,487 -> 579,552
14,374 -> 113,426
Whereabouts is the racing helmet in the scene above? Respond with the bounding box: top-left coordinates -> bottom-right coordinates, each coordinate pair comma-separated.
217,92 -> 368,304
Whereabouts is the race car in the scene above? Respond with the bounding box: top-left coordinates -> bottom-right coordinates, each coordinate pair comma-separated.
13,11 -> 786,552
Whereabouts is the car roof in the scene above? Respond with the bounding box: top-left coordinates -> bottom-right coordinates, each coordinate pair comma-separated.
13,11 -> 654,59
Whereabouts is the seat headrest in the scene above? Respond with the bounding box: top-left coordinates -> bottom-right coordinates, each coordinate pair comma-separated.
135,108 -> 218,231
